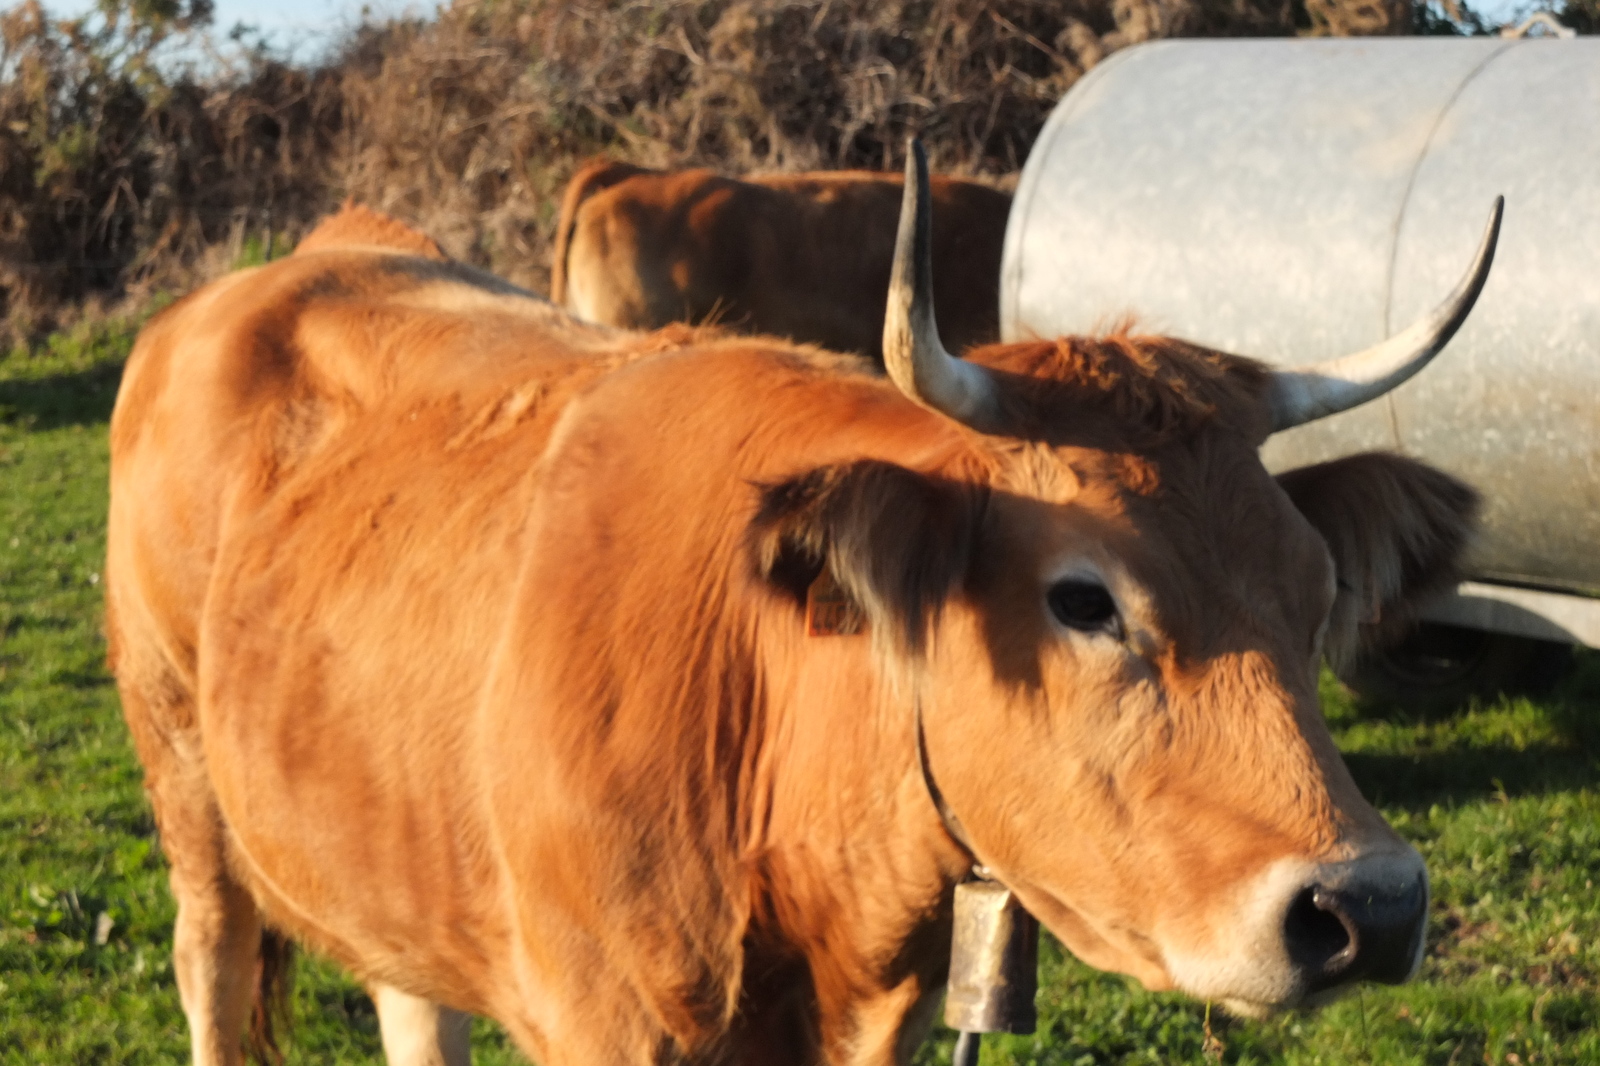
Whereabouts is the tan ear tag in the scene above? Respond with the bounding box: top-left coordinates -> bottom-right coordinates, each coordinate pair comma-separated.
806,567 -> 864,637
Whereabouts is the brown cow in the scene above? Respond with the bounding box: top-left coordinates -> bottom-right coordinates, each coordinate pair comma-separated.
106,147 -> 1498,1066
550,159 -> 1012,359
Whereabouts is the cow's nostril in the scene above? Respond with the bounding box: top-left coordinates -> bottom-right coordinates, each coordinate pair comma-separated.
1284,887 -> 1354,990
1286,875 -> 1427,996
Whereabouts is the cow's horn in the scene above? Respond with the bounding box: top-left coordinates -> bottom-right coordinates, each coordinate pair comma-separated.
1268,197 -> 1502,432
883,139 -> 1000,430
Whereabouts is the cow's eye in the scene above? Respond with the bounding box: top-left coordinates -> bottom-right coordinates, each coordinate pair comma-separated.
1048,579 -> 1120,636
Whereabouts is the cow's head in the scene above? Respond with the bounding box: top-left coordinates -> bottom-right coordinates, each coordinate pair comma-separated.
753,143 -> 1496,1015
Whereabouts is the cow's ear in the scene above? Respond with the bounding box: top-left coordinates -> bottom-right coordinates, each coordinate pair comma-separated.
1276,452 -> 1480,668
750,461 -> 983,655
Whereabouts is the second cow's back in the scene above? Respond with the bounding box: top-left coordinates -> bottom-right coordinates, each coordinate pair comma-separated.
551,160 -> 1012,360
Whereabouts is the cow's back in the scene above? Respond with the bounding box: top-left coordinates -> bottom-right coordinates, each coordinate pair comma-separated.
109,243 -> 612,663
557,166 -> 1011,359
749,172 -> 1010,357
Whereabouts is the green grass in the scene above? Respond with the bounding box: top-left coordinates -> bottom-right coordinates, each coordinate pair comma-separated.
3,321 -> 1597,1064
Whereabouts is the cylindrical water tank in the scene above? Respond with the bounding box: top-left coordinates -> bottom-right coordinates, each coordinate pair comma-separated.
1002,38 -> 1600,600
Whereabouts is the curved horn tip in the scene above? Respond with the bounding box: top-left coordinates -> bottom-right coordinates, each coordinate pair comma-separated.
1268,196 -> 1504,433
881,137 -> 1000,430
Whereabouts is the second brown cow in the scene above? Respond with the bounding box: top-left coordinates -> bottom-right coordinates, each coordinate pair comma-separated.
550,160 -> 1012,359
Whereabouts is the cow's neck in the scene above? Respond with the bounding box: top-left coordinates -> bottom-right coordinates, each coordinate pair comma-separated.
738,629 -> 972,1065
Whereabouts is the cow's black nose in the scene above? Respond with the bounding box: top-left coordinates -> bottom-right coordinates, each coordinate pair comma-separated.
1284,877 -> 1426,994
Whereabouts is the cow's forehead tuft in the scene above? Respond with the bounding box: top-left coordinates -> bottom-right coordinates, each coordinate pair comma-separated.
971,332 -> 1274,448
984,441 -> 1166,506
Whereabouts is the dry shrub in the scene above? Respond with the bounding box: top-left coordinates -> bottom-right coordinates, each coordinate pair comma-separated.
0,0 -> 341,341
1303,0 -> 1411,34
335,0 -> 1307,294
6,0 -> 1511,345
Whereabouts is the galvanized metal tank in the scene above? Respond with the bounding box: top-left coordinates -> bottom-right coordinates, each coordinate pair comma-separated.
1001,37 -> 1600,642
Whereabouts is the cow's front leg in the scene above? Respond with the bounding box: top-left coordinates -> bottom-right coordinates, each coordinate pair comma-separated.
373,983 -> 473,1066
169,867 -> 263,1066
824,976 -> 944,1066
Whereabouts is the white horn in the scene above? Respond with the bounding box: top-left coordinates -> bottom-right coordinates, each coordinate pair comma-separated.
1269,197 -> 1502,432
883,139 -> 999,430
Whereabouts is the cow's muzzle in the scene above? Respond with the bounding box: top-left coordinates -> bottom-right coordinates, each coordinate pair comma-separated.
1285,862 -> 1428,995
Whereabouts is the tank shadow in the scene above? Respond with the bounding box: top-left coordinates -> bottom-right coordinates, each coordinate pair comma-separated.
1343,743 -> 1599,810
1336,648 -> 1600,809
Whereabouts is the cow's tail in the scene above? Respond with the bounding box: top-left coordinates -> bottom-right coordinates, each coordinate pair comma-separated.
549,158 -> 650,307
247,928 -> 295,1065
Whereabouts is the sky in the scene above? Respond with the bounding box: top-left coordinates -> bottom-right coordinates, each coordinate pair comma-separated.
32,0 -> 1548,62
36,0 -> 434,62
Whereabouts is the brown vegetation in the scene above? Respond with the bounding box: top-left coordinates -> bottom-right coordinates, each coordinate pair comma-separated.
0,0 -> 339,339
0,0 -> 1526,346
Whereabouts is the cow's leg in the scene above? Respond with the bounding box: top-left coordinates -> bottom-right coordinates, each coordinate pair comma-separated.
170,849 -> 264,1066
816,976 -> 942,1066
373,984 -> 473,1066
113,616 -> 265,1066
133,734 -> 264,1066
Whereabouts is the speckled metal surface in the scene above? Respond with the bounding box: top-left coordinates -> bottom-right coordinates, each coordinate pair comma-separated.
1003,38 -> 1600,595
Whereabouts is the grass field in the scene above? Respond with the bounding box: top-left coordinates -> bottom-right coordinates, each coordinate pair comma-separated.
2,323 -> 1596,1064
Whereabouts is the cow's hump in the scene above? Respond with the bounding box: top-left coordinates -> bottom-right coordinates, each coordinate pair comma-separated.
295,202 -> 448,260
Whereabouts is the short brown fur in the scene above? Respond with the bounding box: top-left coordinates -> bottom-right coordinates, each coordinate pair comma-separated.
295,201 -> 450,260
552,162 -> 1012,360
109,209 -> 1477,1066
549,159 -> 652,306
